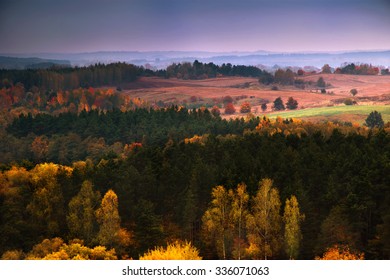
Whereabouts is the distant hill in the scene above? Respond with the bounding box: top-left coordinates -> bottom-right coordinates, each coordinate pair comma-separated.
0,56 -> 71,69
1,50 -> 389,70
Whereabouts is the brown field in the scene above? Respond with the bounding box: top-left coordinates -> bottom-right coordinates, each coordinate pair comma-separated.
121,74 -> 390,119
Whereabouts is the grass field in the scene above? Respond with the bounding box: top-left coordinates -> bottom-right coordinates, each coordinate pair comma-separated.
267,105 -> 390,123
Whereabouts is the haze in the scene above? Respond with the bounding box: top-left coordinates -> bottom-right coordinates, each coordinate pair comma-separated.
1,0 -> 390,54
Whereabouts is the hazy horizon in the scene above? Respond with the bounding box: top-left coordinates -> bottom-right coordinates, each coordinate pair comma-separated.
2,49 -> 390,56
1,0 -> 390,54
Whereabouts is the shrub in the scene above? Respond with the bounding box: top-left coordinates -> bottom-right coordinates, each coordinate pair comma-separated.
140,241 -> 202,260
344,98 -> 354,106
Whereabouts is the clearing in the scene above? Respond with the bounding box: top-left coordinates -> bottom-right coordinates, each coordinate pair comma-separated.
121,74 -> 390,123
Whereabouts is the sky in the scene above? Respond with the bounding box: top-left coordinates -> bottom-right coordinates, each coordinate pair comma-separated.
1,0 -> 390,53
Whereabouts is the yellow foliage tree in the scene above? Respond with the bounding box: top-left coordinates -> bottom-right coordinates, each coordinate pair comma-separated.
283,195 -> 305,259
26,238 -> 117,260
230,183 -> 249,259
246,179 -> 282,260
140,241 -> 201,260
202,185 -> 232,259
95,189 -> 121,247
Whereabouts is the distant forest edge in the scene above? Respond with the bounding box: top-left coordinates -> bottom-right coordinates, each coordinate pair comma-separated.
0,56 -> 71,70
0,60 -> 389,91
2,50 -> 390,69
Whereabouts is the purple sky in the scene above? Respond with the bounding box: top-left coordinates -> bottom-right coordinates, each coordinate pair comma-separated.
1,0 -> 390,53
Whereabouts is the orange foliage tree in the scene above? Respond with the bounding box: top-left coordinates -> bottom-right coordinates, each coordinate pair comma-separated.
240,102 -> 251,113
224,103 -> 236,114
315,245 -> 364,260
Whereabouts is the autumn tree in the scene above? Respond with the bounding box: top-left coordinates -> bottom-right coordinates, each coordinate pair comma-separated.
273,97 -> 285,111
95,189 -> 121,247
246,179 -> 282,259
240,102 -> 251,114
321,64 -> 332,74
230,183 -> 249,259
67,180 -> 100,245
223,95 -> 234,104
286,97 -> 298,110
139,241 -> 201,260
211,106 -> 221,117
274,69 -> 294,85
27,163 -> 69,237
202,185 -> 232,259
283,195 -> 305,259
26,238 -> 117,260
315,245 -> 364,260
224,103 -> 236,114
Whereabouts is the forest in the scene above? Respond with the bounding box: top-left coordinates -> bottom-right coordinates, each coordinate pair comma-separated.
0,107 -> 389,260
0,62 -> 389,260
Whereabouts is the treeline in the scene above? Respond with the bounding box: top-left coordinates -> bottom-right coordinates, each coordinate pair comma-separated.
0,63 -> 141,91
335,63 -> 380,75
0,85 -> 146,115
2,107 -> 259,164
165,60 -> 274,82
1,113 -> 389,259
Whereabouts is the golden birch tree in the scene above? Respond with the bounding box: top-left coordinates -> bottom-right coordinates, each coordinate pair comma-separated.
67,180 -> 100,245
283,195 -> 305,259
202,185 -> 232,259
246,178 -> 282,259
230,183 -> 249,259
95,189 -> 121,247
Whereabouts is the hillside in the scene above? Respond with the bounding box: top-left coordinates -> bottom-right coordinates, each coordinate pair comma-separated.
0,56 -> 71,69
121,74 -> 390,123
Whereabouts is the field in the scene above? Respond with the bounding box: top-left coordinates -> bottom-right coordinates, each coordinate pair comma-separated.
267,105 -> 390,123
122,73 -> 390,123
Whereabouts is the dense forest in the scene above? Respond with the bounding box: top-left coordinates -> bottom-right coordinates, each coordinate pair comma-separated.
0,107 -> 389,259
0,61 -> 389,260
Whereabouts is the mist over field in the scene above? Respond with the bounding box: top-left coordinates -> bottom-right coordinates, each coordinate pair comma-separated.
1,50 -> 390,70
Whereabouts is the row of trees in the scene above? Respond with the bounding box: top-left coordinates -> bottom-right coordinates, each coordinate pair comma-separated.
335,63 -> 380,75
0,85 -> 148,114
0,63 -> 141,91
202,180 -> 304,260
165,60 -> 274,81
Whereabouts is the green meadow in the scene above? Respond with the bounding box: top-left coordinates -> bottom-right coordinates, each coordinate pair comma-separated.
267,105 -> 390,123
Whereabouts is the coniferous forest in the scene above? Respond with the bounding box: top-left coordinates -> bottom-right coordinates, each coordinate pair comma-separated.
0,63 -> 389,260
